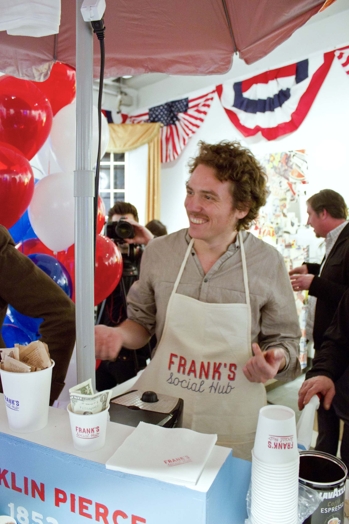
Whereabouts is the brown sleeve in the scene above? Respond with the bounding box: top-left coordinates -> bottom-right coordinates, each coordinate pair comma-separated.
0,226 -> 76,403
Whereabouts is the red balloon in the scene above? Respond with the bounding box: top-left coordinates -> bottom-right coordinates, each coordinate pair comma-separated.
58,237 -> 123,306
0,76 -> 53,160
0,145 -> 35,229
18,237 -> 54,256
34,62 -> 76,116
97,196 -> 106,234
94,235 -> 123,306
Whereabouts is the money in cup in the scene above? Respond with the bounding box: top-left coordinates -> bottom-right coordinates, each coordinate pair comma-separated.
67,379 -> 112,452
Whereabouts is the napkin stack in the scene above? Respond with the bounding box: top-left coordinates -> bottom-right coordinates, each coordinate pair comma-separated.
106,422 -> 217,486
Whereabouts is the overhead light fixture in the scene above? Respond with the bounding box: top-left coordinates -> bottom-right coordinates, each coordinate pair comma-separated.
122,75 -> 132,79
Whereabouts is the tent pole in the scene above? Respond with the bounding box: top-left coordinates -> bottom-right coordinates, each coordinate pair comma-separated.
74,0 -> 96,389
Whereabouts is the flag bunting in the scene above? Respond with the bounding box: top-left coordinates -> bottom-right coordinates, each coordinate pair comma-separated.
216,52 -> 335,141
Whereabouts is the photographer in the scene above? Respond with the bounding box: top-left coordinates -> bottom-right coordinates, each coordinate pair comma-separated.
96,202 -> 154,391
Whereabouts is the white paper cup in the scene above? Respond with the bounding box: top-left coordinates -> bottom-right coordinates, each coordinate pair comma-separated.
0,360 -> 54,433
253,404 -> 298,464
67,403 -> 108,452
0,517 -> 17,524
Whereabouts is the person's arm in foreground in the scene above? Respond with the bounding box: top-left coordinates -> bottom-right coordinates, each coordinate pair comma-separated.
95,319 -> 151,361
0,226 -> 75,403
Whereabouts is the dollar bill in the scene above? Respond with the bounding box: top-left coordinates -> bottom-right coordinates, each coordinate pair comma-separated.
69,378 -> 94,396
70,389 -> 112,415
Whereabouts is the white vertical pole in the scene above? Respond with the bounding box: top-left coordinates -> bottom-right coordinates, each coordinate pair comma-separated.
74,0 -> 96,389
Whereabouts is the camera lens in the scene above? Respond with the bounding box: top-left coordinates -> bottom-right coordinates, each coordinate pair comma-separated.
115,220 -> 135,239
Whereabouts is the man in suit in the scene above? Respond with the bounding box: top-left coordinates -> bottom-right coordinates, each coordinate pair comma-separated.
298,288 -> 349,469
290,189 -> 349,457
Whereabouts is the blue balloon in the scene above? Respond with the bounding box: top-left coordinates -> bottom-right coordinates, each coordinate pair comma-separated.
5,253 -> 72,339
1,324 -> 35,347
28,253 -> 72,298
8,179 -> 40,244
8,306 -> 42,337
4,308 -> 16,325
8,209 -> 35,244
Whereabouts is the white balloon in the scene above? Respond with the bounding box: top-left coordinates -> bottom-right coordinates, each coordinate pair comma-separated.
32,136 -> 62,177
50,100 -> 110,173
28,172 -> 75,252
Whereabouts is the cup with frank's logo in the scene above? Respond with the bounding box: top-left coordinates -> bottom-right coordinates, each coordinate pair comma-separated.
0,360 -> 54,433
67,403 -> 109,451
249,405 -> 299,524
253,404 -> 298,465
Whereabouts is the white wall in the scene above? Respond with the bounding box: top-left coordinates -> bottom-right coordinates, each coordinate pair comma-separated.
127,2 -> 349,233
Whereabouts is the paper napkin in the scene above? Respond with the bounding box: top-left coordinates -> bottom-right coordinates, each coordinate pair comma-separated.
106,422 -> 217,486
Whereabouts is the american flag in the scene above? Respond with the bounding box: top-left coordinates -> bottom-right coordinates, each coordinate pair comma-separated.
335,46 -> 349,75
101,109 -> 129,124
128,90 -> 215,163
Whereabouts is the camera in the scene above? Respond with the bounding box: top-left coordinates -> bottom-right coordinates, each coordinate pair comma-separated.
106,218 -> 135,242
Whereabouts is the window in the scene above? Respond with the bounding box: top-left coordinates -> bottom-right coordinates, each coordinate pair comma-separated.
99,152 -> 126,213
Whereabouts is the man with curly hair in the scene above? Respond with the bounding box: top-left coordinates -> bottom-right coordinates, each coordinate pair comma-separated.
95,141 -> 301,459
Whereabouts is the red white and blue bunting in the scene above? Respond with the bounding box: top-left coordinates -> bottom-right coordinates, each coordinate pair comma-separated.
104,47 -> 349,159
335,45 -> 349,75
216,52 -> 334,141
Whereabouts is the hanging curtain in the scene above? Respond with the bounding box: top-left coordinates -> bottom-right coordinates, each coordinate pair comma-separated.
107,123 -> 161,221
146,129 -> 161,222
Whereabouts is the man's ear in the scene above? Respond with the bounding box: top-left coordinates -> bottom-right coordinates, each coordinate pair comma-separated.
320,209 -> 328,220
236,205 -> 250,220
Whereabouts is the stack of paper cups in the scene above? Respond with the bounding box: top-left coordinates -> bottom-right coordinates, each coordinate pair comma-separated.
250,405 -> 299,524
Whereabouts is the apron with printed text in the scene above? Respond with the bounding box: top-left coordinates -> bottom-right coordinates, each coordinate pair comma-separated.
134,233 -> 266,459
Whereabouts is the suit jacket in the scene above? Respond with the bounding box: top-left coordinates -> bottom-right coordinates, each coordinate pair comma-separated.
307,222 -> 349,351
306,288 -> 349,382
306,288 -> 349,424
0,225 -> 76,403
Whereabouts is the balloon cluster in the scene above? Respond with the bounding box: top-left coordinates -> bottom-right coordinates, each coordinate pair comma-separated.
0,64 -> 123,345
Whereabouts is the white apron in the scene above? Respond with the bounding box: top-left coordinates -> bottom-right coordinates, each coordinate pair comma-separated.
134,233 -> 266,460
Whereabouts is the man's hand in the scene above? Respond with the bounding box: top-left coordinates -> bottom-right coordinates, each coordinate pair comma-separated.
95,325 -> 124,360
243,343 -> 287,383
290,273 -> 314,292
121,217 -> 154,246
298,376 -> 335,411
289,265 -> 308,276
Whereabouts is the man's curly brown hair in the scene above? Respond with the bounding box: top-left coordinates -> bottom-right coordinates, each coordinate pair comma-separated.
188,141 -> 268,231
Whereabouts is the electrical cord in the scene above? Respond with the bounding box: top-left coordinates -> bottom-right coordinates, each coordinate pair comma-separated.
91,18 -> 106,259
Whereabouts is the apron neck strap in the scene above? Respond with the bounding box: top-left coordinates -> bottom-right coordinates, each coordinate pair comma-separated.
173,238 -> 194,293
239,231 -> 250,307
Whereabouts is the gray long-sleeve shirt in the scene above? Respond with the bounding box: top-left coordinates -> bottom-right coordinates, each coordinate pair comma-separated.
127,229 -> 301,382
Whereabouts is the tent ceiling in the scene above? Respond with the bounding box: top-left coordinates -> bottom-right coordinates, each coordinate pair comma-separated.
0,0 -> 328,82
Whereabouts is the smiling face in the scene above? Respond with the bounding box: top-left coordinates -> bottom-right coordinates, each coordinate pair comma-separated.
184,164 -> 248,248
